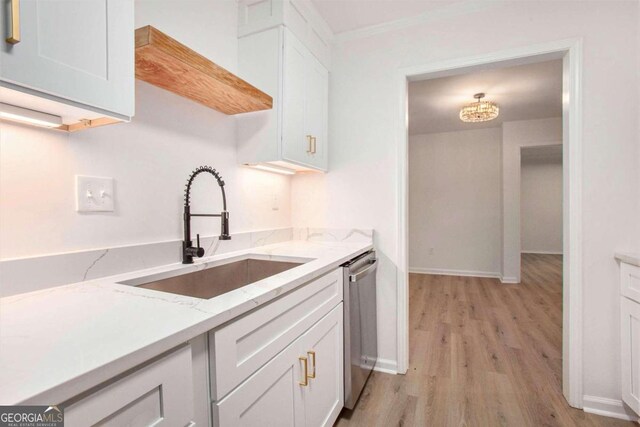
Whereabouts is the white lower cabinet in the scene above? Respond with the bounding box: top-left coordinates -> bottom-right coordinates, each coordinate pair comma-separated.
621,297 -> 640,414
63,345 -> 194,427
214,330 -> 304,427
620,261 -> 640,416
209,269 -> 342,400
58,269 -> 345,427
214,304 -> 344,427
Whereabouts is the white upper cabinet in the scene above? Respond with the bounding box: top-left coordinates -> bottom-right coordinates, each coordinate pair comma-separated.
237,27 -> 329,172
0,0 -> 134,126
236,0 -> 331,173
238,0 -> 331,70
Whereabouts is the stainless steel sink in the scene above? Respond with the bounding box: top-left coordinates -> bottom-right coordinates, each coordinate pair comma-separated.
122,257 -> 308,300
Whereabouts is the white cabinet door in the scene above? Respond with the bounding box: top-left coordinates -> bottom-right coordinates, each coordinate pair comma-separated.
63,345 -> 194,427
215,303 -> 343,427
237,26 -> 329,173
0,0 -> 134,119
303,53 -> 328,170
300,304 -> 343,427
215,337 -> 305,427
282,28 -> 308,166
621,297 -> 640,415
282,28 -> 329,170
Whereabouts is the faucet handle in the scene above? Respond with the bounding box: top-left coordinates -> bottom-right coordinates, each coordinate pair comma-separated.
195,234 -> 205,258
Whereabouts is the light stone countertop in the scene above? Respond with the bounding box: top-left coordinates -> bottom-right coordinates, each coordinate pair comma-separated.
0,240 -> 372,405
615,252 -> 640,267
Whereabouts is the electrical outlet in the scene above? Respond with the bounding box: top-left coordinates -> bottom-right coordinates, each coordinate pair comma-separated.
76,175 -> 115,212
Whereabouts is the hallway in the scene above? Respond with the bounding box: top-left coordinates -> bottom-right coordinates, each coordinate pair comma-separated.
337,254 -> 633,426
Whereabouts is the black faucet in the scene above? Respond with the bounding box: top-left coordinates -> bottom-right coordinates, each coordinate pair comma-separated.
182,166 -> 231,264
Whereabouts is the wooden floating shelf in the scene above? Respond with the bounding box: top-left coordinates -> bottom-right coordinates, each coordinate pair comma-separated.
135,26 -> 273,115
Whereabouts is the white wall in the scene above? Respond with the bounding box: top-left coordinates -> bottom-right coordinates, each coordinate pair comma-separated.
408,128 -> 502,275
0,0 -> 292,260
521,158 -> 563,254
502,117 -> 562,281
291,0 -> 640,403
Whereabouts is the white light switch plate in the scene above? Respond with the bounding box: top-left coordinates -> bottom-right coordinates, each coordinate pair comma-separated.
76,175 -> 115,212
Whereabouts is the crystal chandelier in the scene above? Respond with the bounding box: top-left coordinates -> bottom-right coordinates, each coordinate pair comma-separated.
459,93 -> 499,123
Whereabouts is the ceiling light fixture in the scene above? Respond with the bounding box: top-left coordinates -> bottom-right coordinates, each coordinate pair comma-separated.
247,163 -> 296,175
459,93 -> 499,123
0,103 -> 63,128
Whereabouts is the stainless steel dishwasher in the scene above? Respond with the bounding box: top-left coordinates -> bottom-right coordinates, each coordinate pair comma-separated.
343,250 -> 378,410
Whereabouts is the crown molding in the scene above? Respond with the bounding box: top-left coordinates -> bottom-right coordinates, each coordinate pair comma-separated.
333,0 -> 500,44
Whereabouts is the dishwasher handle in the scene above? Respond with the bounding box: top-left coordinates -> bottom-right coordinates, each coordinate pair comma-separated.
349,258 -> 378,282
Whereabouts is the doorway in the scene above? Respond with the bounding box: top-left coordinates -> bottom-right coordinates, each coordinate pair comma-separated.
396,40 -> 583,408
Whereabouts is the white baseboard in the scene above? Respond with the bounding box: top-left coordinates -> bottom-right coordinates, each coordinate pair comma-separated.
409,267 -> 500,279
409,267 -> 520,284
521,250 -> 564,255
373,358 -> 398,375
583,395 -> 639,421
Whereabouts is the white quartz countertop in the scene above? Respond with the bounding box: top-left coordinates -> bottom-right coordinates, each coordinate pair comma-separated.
0,240 -> 372,405
616,252 -> 640,267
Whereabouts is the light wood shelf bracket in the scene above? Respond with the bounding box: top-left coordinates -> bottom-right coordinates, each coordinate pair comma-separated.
56,117 -> 121,132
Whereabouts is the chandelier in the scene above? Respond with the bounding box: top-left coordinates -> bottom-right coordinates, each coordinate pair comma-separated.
459,93 -> 499,123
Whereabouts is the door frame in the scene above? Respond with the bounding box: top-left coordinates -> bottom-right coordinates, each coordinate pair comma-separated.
395,38 -> 583,408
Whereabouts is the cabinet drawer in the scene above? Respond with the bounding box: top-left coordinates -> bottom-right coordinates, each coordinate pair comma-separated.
209,268 -> 342,400
63,345 -> 194,427
621,262 -> 640,304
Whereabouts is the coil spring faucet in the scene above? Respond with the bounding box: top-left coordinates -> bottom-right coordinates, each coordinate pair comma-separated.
182,166 -> 231,264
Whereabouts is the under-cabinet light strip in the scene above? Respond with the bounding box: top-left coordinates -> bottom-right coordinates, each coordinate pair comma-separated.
248,163 -> 296,175
0,102 -> 62,128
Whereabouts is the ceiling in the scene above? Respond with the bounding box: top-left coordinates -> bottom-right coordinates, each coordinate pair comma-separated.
408,59 -> 563,135
310,0 -> 464,34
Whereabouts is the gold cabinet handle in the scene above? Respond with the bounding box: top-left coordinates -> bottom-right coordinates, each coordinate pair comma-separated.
306,135 -> 313,153
307,351 -> 316,379
6,0 -> 20,44
299,356 -> 308,386
311,137 -> 317,154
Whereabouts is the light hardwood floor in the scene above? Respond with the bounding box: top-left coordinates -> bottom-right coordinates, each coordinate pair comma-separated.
336,254 -> 634,426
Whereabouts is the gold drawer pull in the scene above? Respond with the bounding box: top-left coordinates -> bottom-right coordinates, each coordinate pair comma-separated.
307,351 -> 316,379
6,0 -> 20,44
311,136 -> 317,154
299,356 -> 308,386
